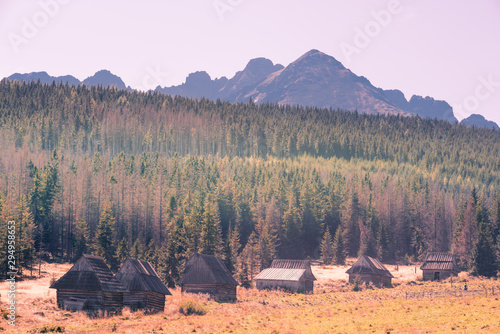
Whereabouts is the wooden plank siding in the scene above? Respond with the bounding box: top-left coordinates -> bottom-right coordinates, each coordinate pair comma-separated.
422,269 -> 458,282
348,273 -> 392,287
123,291 -> 165,313
56,289 -> 123,312
256,278 -> 314,293
181,283 -> 236,301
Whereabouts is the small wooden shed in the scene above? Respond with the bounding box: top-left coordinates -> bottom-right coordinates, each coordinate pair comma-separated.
50,254 -> 126,313
346,255 -> 393,287
179,253 -> 238,301
254,259 -> 316,293
116,259 -> 171,313
420,252 -> 460,281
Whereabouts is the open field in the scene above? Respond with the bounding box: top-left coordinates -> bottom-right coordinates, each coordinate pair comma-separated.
1,262 -> 500,333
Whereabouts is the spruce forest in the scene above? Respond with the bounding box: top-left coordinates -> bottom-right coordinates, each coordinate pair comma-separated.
1,80 -> 500,286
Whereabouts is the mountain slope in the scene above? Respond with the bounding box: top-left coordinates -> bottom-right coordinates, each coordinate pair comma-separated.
461,114 -> 499,130
379,89 -> 457,122
7,70 -> 126,89
8,71 -> 80,85
82,70 -> 126,89
245,50 -> 405,115
155,49 -> 458,120
218,58 -> 284,102
156,71 -> 228,100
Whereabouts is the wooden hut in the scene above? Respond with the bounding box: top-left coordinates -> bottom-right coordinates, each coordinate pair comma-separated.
50,254 -> 126,313
179,253 -> 238,301
420,252 -> 460,281
346,255 -> 393,287
254,259 -> 316,293
116,259 -> 171,313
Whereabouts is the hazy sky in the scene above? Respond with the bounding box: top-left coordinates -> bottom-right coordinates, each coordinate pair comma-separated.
1,0 -> 499,124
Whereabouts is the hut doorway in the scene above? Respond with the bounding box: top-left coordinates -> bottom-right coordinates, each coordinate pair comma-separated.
434,272 -> 440,281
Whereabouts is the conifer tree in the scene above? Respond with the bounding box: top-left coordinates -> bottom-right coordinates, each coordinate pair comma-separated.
238,231 -> 260,287
342,191 -> 361,257
332,226 -> 346,265
73,220 -> 90,260
377,220 -> 390,261
145,239 -> 158,267
490,192 -> 500,245
158,227 -> 181,288
226,224 -> 241,274
471,220 -> 498,277
200,195 -> 223,257
116,238 -> 129,265
281,195 -> 303,259
237,253 -> 251,288
130,237 -> 144,259
17,195 -> 36,274
0,194 -> 8,276
94,202 -> 117,270
259,222 -> 277,270
320,227 -> 334,265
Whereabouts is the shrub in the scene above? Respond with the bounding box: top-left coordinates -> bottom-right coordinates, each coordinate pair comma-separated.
179,299 -> 207,316
351,276 -> 362,292
37,324 -> 65,333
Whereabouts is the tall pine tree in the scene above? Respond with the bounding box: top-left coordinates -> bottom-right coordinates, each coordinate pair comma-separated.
320,227 -> 334,265
94,202 -> 117,270
471,220 -> 498,277
332,226 -> 346,265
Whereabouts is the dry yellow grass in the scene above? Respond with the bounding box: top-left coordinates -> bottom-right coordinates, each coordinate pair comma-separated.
1,262 -> 499,333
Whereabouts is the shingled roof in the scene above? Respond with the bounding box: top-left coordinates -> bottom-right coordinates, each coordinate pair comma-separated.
256,259 -> 317,281
420,252 -> 460,272
116,259 -> 171,295
50,254 -> 127,292
346,255 -> 394,278
179,253 -> 238,286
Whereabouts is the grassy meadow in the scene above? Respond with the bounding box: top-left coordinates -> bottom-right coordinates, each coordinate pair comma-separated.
1,262 -> 499,333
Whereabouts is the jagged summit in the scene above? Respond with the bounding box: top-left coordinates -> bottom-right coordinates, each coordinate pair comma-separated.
83,70 -> 126,89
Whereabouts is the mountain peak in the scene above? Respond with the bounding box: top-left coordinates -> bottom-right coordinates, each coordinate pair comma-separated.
461,114 -> 499,130
294,49 -> 345,70
83,70 -> 126,89
185,71 -> 212,85
241,58 -> 284,79
8,71 -> 80,85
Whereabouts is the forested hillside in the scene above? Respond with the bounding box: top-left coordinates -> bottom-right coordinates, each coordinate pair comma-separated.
0,80 -> 499,285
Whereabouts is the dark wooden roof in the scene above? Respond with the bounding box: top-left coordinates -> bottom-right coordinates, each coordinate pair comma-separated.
179,253 -> 238,286
264,259 -> 317,281
50,254 -> 127,292
116,259 -> 171,295
420,252 -> 460,272
346,255 -> 394,278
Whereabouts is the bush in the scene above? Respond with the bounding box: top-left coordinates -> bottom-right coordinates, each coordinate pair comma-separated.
179,299 -> 207,316
351,276 -> 362,292
38,324 -> 65,333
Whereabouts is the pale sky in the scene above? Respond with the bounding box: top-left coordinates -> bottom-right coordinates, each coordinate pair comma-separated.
1,0 -> 499,124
